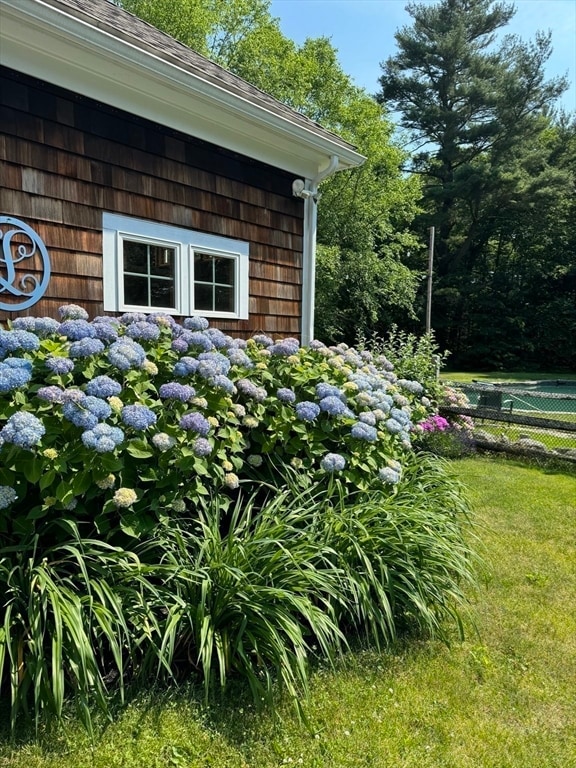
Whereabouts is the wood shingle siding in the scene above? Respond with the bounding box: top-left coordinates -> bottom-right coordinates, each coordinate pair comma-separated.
0,67 -> 304,336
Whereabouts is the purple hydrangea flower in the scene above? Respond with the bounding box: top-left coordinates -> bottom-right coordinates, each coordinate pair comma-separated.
45,356 -> 75,375
81,423 -> 125,453
295,401 -> 320,422
0,412 -> 45,449
277,387 -> 296,403
159,382 -> 195,402
320,453 -> 346,472
350,422 -> 378,442
192,437 -> 212,457
86,375 -> 123,399
179,411 -> 210,436
171,337 -> 189,353
69,337 -> 105,358
107,339 -> 146,371
121,405 -> 157,430
309,339 -> 326,350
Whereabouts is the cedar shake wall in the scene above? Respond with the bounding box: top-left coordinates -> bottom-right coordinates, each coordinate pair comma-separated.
0,67 -> 304,337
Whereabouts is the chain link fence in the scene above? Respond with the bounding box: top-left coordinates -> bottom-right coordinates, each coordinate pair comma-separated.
440,380 -> 576,462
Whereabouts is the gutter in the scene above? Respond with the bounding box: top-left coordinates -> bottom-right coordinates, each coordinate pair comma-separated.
293,156 -> 341,346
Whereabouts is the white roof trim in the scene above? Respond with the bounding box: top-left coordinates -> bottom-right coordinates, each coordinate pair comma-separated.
0,0 -> 365,178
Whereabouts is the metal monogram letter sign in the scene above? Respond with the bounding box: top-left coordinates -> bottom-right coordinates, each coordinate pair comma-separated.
0,216 -> 51,311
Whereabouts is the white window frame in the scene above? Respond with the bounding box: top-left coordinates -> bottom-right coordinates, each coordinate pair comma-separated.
103,213 -> 249,319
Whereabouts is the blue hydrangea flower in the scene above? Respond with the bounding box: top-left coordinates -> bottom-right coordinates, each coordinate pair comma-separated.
398,379 -> 424,395
86,375 -> 123,399
212,375 -> 237,394
58,304 -> 89,321
197,351 -> 231,379
379,467 -> 401,485
319,396 -> 353,417
13,317 -> 60,337
277,387 -> 296,403
350,422 -> 378,442
236,379 -> 267,401
0,329 -> 40,357
63,395 -> 111,429
121,405 -> 157,430
107,339 -> 146,371
0,359 -> 33,393
125,321 -> 161,341
171,337 -> 189,353
192,437 -> 212,457
0,485 -> 18,509
37,385 -> 66,403
316,383 -> 346,401
91,321 -> 119,342
69,337 -> 105,358
227,348 -> 254,368
179,412 -> 210,436
320,453 -> 346,472
184,331 -> 213,351
295,401 -> 320,422
183,316 -> 209,331
269,338 -> 300,356
252,333 -> 274,347
358,411 -> 377,426
0,412 -> 45,449
81,423 -> 125,453
173,357 -> 199,377
205,328 -> 233,349
59,319 -> 96,340
385,418 -> 404,435
309,339 -> 326,350
119,312 -> 148,325
45,356 -> 75,375
159,382 -> 195,402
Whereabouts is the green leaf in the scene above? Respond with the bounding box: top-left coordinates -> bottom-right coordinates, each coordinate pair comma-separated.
126,439 -> 154,459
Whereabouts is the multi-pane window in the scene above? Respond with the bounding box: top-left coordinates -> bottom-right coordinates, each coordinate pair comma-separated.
123,241 -> 176,309
194,253 -> 235,313
103,214 -> 249,318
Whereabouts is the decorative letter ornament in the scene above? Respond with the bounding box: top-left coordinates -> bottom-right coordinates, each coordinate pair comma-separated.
0,216 -> 51,311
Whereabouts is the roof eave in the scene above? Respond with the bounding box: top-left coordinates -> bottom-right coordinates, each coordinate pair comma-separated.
0,0 -> 366,179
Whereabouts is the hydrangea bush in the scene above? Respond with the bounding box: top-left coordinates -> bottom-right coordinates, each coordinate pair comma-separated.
0,306 -> 479,733
0,305 -> 431,538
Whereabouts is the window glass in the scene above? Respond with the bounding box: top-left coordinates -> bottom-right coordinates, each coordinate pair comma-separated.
194,252 -> 236,312
123,241 -> 175,308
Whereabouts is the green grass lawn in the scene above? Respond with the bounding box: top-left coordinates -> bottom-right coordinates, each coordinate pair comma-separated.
2,457 -> 575,768
443,371 -> 576,384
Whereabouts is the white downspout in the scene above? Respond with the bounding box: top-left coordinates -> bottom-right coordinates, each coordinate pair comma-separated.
293,154 -> 340,345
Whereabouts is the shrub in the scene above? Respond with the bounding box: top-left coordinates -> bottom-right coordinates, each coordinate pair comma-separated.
0,307 -> 475,730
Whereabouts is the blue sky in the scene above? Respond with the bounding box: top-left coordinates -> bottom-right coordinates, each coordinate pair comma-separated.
269,0 -> 576,115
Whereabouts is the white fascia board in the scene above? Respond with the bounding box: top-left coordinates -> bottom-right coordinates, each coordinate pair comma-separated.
0,0 -> 365,178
